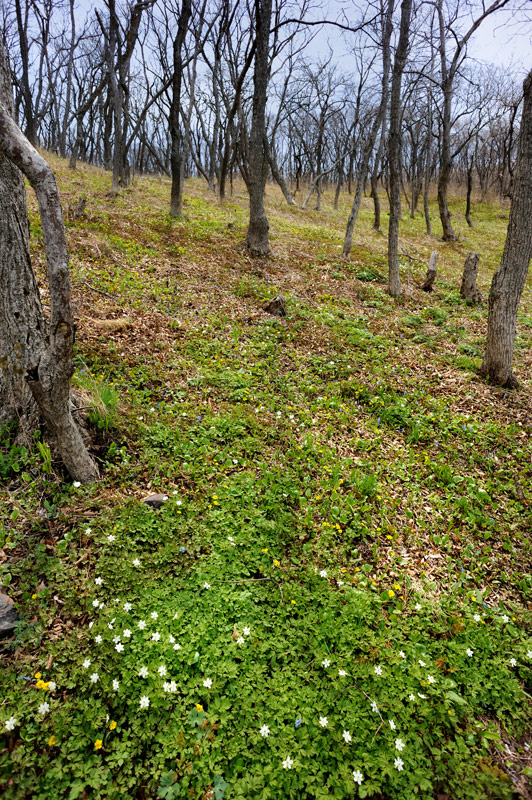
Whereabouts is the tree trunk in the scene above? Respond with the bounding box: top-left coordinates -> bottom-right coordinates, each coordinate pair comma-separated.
460,252 -> 483,303
0,39 -> 99,482
169,0 -> 192,217
480,70 -> 532,388
421,251 -> 439,292
371,122 -> 386,231
245,0 -> 272,257
265,135 -> 295,206
342,0 -> 393,258
387,0 -> 412,298
465,158 -> 474,227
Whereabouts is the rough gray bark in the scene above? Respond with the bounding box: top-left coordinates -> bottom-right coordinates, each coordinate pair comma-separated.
421,251 -> 439,292
0,39 -> 99,482
245,0 -> 273,256
387,0 -> 413,298
480,70 -> 532,388
460,252 -> 483,303
342,0 -> 393,258
169,0 -> 192,217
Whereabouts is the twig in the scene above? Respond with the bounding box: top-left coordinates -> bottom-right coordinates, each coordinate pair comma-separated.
77,282 -> 119,301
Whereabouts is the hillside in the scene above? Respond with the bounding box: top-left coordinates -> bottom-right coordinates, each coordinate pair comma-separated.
1,157 -> 532,800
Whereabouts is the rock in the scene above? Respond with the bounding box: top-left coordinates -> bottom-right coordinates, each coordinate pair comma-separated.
262,294 -> 287,317
0,592 -> 18,638
141,493 -> 169,509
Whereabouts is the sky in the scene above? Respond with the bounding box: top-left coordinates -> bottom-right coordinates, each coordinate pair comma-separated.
313,0 -> 532,77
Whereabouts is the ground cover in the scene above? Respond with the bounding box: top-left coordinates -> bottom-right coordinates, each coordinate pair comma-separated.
1,159 -> 531,799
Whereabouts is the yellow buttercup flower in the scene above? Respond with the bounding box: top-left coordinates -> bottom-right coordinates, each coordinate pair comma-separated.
195,704 -> 203,712
109,721 -> 117,730
48,735 -> 56,746
388,590 -> 395,598
35,672 -> 42,679
273,559 -> 280,567
94,739 -> 103,750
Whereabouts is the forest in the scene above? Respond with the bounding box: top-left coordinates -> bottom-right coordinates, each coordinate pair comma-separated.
0,1 -> 531,799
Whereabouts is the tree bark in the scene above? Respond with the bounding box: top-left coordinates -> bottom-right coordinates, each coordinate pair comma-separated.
421,251 -> 439,292
342,0 -> 393,258
480,69 -> 532,388
465,157 -> 474,228
265,135 -> 295,206
460,252 -> 483,303
169,0 -> 192,217
0,39 -> 99,482
245,0 -> 272,256
387,0 -> 412,298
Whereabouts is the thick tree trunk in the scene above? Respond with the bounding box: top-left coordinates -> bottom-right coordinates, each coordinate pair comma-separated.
245,0 -> 272,256
169,0 -> 191,217
0,39 -> 99,482
480,70 -> 532,388
387,0 -> 412,298
460,252 -> 483,303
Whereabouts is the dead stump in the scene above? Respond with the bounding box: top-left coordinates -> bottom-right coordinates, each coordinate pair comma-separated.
421,251 -> 439,292
460,252 -> 483,303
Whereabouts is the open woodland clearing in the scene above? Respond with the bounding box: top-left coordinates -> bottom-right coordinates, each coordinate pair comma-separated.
1,158 -> 532,799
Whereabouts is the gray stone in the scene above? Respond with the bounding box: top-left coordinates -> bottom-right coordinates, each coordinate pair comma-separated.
141,493 -> 169,509
0,592 -> 18,637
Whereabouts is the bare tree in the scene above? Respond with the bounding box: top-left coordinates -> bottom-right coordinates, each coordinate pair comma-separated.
480,69 -> 532,389
387,0 -> 413,298
434,0 -> 510,241
245,0 -> 273,256
342,0 -> 393,259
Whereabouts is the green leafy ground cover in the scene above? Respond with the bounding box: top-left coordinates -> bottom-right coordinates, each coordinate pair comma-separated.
1,160 -> 532,799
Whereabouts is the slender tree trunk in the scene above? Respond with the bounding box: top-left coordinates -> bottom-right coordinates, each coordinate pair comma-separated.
480,70 -> 532,388
245,0 -> 272,256
169,0 -> 192,217
342,0 -> 393,258
0,39 -> 99,482
465,157 -> 474,227
371,121 -> 386,231
265,135 -> 295,205
387,0 -> 412,298
423,144 -> 432,235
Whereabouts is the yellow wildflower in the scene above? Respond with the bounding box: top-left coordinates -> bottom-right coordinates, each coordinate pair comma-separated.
388,590 -> 395,598
48,735 -> 56,746
109,721 -> 117,731
94,739 -> 103,750
273,559 -> 280,567
195,704 -> 203,712
35,672 -> 42,680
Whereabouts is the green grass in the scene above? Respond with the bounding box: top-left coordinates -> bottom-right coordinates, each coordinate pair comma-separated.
0,161 -> 531,800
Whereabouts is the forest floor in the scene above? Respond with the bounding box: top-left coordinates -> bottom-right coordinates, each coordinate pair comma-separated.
1,157 -> 532,800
